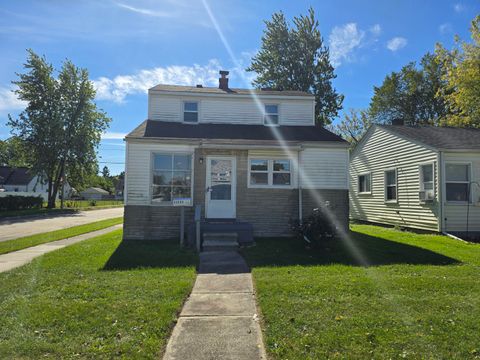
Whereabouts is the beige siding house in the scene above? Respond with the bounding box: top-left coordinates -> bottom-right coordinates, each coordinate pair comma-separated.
350,124 -> 480,238
123,71 -> 350,245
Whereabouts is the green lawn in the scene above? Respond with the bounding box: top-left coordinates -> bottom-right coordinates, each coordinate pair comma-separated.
242,224 -> 480,359
0,230 -> 197,359
0,217 -> 124,255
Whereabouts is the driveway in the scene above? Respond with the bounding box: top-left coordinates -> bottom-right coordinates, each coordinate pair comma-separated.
0,207 -> 124,242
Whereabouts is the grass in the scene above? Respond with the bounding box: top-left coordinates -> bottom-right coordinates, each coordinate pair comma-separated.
0,200 -> 124,218
0,230 -> 198,359
0,217 -> 123,255
241,224 -> 480,359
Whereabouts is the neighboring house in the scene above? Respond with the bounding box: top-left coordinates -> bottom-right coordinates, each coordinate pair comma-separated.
80,187 -> 110,200
0,166 -> 71,200
123,70 -> 350,243
114,178 -> 124,200
350,123 -> 480,237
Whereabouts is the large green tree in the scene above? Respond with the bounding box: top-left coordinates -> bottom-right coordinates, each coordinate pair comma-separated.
332,109 -> 372,147
0,136 -> 29,167
369,53 -> 449,125
435,15 -> 480,128
8,50 -> 110,208
247,8 -> 343,126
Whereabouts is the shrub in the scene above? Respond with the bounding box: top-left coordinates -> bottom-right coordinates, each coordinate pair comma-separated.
0,195 -> 44,211
89,200 -> 97,207
290,203 -> 337,248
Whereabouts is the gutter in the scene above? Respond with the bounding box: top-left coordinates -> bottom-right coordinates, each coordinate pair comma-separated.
298,146 -> 304,222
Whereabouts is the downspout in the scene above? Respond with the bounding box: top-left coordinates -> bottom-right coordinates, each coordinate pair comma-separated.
438,151 -> 444,233
298,146 -> 304,222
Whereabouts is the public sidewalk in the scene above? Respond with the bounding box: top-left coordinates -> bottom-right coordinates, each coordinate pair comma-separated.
163,250 -> 267,360
0,224 -> 123,273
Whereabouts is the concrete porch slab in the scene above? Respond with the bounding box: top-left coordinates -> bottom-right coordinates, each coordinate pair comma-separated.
181,293 -> 256,317
163,316 -> 265,360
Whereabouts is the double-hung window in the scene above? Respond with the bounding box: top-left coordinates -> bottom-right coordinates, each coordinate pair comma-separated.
419,163 -> 435,200
445,163 -> 471,202
249,158 -> 292,187
152,153 -> 192,204
358,173 -> 371,194
264,104 -> 279,125
183,102 -> 198,123
384,169 -> 397,202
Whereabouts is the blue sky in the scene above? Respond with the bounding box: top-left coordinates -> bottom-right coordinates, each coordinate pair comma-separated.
0,0 -> 478,174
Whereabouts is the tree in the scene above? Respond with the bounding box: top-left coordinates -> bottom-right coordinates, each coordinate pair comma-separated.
369,53 -> 448,125
8,50 -> 110,208
0,136 -> 29,167
332,109 -> 372,147
435,15 -> 480,128
247,8 -> 343,126
101,165 -> 110,179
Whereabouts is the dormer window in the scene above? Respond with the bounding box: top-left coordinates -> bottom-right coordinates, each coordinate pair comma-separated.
184,102 -> 198,123
264,104 -> 279,125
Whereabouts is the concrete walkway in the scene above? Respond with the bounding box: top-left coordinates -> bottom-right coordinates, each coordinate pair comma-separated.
0,207 -> 124,242
0,224 -> 123,273
163,251 -> 266,360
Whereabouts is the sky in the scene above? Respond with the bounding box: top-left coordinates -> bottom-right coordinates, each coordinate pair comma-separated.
0,0 -> 478,175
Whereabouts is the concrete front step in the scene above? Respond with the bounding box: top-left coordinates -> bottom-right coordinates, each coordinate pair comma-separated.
203,239 -> 238,252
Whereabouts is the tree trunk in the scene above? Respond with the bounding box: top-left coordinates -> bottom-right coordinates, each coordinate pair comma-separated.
47,178 -> 55,208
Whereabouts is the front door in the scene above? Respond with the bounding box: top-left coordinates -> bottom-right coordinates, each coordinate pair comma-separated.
206,156 -> 236,219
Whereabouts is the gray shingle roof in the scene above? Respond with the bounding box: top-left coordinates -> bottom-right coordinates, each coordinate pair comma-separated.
127,120 -> 347,144
149,84 -> 313,97
0,166 -> 34,186
378,125 -> 480,150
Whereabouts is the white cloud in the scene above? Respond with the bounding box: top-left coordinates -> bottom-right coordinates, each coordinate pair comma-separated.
386,37 -> 407,52
115,2 -> 174,18
102,132 -> 127,140
0,86 -> 26,113
454,3 -> 465,12
369,24 -> 382,36
329,23 -> 366,67
439,23 -> 452,34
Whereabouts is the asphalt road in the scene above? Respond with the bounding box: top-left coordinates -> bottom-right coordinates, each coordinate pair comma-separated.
0,207 -> 124,242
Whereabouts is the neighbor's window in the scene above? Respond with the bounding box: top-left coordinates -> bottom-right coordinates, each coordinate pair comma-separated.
445,163 -> 471,202
249,158 -> 291,187
384,169 -> 397,201
419,163 -> 434,199
152,153 -> 192,204
183,102 -> 198,123
264,104 -> 279,125
358,173 -> 371,194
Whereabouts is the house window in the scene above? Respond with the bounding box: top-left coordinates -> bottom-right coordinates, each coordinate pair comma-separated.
419,163 -> 435,200
445,163 -> 471,202
152,153 -> 192,204
249,158 -> 292,187
384,169 -> 397,202
358,173 -> 371,194
183,102 -> 198,123
264,104 -> 279,125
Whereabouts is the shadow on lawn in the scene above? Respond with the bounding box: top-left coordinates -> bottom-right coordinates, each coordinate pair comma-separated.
241,230 -> 460,267
102,239 -> 198,270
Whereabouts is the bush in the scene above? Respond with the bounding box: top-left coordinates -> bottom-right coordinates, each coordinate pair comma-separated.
89,200 -> 97,207
290,204 -> 337,248
0,195 -> 44,211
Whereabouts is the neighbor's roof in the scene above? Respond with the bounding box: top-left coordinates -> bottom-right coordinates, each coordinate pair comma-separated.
149,84 -> 313,97
378,125 -> 480,150
80,187 -> 110,194
127,120 -> 348,144
0,166 -> 34,186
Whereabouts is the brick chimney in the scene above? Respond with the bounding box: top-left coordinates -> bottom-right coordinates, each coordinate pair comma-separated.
218,70 -> 229,90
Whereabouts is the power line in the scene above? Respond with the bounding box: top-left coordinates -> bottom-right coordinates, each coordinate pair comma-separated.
98,161 -> 125,164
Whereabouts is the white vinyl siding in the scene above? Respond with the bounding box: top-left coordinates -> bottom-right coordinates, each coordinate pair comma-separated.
350,126 -> 440,231
148,93 -> 314,126
301,147 -> 349,190
125,141 -> 196,205
443,152 -> 480,232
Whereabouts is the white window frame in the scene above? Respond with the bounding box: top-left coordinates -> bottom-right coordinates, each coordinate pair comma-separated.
384,168 -> 398,203
419,162 -> 435,202
150,152 -> 194,206
358,172 -> 372,194
263,104 -> 279,126
247,157 -> 294,189
183,101 -> 199,123
444,162 -> 472,204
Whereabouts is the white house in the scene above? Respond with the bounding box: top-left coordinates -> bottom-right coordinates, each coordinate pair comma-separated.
123,70 -> 350,246
350,124 -> 480,238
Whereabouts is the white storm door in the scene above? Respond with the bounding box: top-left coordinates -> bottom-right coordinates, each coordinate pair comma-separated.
206,156 -> 236,218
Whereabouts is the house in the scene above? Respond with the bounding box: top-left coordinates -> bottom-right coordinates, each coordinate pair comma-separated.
350,123 -> 480,238
80,187 -> 110,200
0,166 -> 71,200
123,70 -> 349,244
